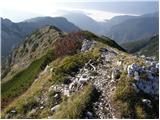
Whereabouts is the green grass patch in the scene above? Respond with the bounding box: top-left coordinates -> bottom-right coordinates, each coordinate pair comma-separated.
52,84 -> 94,119
1,50 -> 54,108
113,72 -> 159,119
52,50 -> 99,84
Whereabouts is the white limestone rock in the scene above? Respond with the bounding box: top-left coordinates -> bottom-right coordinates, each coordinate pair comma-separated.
142,99 -> 152,108
54,94 -> 59,98
79,74 -> 90,83
111,69 -> 120,80
11,109 -> 16,113
40,106 -> 44,109
116,61 -> 122,66
63,85 -> 70,96
42,65 -> 50,74
81,39 -> 93,52
156,63 -> 159,69
86,111 -> 93,118
132,83 -> 139,92
134,71 -> 140,81
51,105 -> 60,112
127,63 -> 139,76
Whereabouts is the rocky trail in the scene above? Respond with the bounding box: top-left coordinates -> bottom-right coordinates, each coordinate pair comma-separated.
51,47 -> 119,119
84,49 -> 118,119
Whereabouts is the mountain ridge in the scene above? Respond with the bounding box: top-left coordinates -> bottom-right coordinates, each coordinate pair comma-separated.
1,25 -> 159,119
122,35 -> 159,59
1,17 -> 80,58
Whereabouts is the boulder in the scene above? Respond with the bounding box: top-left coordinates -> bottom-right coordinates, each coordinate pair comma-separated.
132,83 -> 139,92
89,63 -> 96,71
100,48 -> 108,52
11,109 -> 16,113
79,74 -> 90,83
54,94 -> 59,98
49,85 -> 54,92
40,106 -> 44,109
156,63 -> 159,69
63,85 -> 70,96
147,72 -> 154,80
81,39 -> 93,52
5,114 -> 10,119
140,55 -> 145,58
53,85 -> 63,92
123,64 -> 128,71
127,63 -> 139,76
111,69 -> 120,80
116,61 -> 122,66
50,68 -> 53,72
142,99 -> 152,108
86,111 -> 93,118
69,81 -> 79,92
51,105 -> 60,112
104,53 -> 114,62
134,71 -> 140,81
42,65 -> 50,74
29,109 -> 37,115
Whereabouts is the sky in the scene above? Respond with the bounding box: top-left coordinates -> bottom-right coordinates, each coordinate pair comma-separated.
0,0 -> 159,22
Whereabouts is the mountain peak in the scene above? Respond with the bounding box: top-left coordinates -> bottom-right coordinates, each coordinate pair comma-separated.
38,25 -> 62,33
10,25 -> 63,67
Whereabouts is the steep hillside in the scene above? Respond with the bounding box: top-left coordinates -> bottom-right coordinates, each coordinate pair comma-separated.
23,17 -> 80,33
1,18 -> 24,57
63,12 -> 158,43
1,17 -> 79,57
64,12 -> 102,34
64,12 -> 138,35
137,35 -> 159,59
10,26 -> 62,66
122,35 -> 159,59
107,16 -> 159,43
1,26 -> 63,83
1,27 -> 159,119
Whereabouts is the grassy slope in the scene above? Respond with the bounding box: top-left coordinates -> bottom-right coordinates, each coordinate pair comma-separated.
52,50 -> 99,84
113,71 -> 159,119
1,50 -> 54,108
82,31 -> 126,52
52,84 -> 94,119
138,35 -> 159,59
1,31 -> 127,118
109,52 -> 158,119
122,39 -> 150,53
1,48 -> 100,118
121,35 -> 159,58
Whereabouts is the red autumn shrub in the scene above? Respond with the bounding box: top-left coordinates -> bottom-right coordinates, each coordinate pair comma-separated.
54,32 -> 84,57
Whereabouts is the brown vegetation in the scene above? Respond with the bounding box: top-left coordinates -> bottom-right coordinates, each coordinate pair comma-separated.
54,32 -> 84,57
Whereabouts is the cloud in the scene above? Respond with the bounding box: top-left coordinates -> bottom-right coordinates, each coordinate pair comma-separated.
81,9 -> 138,21
54,8 -> 139,21
0,0 -> 146,22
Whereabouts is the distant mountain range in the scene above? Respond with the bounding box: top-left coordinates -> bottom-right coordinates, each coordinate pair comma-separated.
1,11 -> 158,58
64,12 -> 159,44
121,35 -> 159,59
107,14 -> 159,43
1,17 -> 80,57
64,12 -> 103,34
